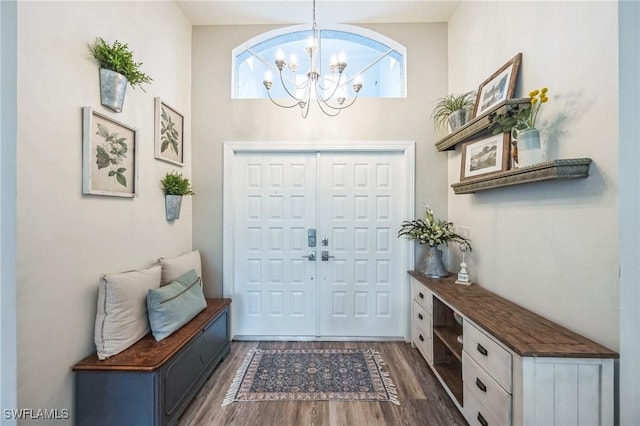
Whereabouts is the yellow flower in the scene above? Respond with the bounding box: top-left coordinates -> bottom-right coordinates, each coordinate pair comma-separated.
531,98 -> 538,104
541,87 -> 548,94
540,96 -> 548,103
529,89 -> 540,97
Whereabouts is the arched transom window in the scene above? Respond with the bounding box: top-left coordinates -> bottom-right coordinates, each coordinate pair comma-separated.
232,24 -> 406,100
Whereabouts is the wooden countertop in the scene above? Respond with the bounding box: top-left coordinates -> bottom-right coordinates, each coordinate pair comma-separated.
409,272 -> 618,359
73,298 -> 231,372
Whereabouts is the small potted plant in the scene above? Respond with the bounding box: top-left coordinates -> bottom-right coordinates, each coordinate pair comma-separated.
398,206 -> 471,278
160,171 -> 194,221
89,37 -> 153,112
431,91 -> 476,133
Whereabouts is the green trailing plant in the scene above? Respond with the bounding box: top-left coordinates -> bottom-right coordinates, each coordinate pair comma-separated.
160,171 -> 194,196
431,91 -> 476,130
89,37 -> 153,90
398,206 -> 471,251
95,123 -> 128,187
489,87 -> 549,135
160,107 -> 179,155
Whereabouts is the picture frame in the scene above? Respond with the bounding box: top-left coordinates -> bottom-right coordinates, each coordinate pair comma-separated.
82,107 -> 138,197
460,133 -> 511,181
473,53 -> 522,117
154,97 -> 184,166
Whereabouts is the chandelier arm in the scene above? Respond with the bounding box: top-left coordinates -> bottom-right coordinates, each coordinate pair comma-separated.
314,94 -> 342,117
301,97 -> 312,118
277,70 -> 307,102
315,72 -> 344,103
266,89 -> 303,109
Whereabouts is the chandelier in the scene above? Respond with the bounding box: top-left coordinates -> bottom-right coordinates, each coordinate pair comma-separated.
262,0 -> 363,118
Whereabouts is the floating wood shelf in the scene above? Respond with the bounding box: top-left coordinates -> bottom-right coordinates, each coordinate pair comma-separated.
451,158 -> 592,194
435,98 -> 531,152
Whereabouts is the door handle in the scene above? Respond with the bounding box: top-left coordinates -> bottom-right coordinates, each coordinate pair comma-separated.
321,251 -> 335,261
301,252 -> 316,261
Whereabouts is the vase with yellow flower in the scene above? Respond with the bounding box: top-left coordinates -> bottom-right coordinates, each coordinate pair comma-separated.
489,87 -> 549,167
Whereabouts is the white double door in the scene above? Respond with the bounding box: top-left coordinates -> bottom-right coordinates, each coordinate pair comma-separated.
230,149 -> 409,338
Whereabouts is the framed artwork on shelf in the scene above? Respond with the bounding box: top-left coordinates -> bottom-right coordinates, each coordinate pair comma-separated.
154,97 -> 184,166
82,107 -> 138,197
473,53 -> 522,117
460,133 -> 511,181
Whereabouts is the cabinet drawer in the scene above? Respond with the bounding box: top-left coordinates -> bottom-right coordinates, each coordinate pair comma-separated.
411,279 -> 432,313
463,321 -> 512,393
412,300 -> 431,331
413,322 -> 433,364
463,382 -> 505,426
463,351 -> 511,425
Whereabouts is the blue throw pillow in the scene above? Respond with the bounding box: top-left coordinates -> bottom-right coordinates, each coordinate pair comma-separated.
147,269 -> 207,341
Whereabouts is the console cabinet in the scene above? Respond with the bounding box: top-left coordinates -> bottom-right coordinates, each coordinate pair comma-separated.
409,272 -> 617,426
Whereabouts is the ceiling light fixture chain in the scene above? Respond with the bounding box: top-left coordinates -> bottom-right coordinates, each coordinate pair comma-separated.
262,0 -> 363,118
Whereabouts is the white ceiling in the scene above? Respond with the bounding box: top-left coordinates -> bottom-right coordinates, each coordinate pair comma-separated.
175,0 -> 460,26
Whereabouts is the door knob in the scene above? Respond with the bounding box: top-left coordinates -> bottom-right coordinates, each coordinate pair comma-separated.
301,252 -> 316,261
321,251 -> 335,261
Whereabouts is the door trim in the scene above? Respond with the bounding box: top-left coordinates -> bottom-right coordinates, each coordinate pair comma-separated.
222,141 -> 416,340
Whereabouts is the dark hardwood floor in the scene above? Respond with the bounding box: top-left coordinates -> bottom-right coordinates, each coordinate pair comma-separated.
178,341 -> 468,426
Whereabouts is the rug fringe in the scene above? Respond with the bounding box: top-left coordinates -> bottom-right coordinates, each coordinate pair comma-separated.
221,348 -> 258,406
370,348 -> 400,405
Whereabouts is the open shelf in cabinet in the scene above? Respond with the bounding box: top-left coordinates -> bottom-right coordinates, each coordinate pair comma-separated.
432,296 -> 464,406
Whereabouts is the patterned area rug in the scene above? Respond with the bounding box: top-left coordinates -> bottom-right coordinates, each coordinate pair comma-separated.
222,348 -> 399,406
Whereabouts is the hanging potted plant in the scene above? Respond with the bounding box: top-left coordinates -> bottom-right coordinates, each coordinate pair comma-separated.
89,37 -> 153,113
160,171 -> 194,221
431,91 -> 476,133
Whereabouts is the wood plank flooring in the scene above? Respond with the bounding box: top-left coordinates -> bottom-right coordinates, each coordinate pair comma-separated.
178,341 -> 468,426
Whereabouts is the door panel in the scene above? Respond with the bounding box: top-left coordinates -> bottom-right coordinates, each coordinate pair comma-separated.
319,152 -> 405,337
232,153 -> 318,336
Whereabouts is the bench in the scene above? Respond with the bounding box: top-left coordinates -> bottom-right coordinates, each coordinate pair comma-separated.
73,298 -> 231,426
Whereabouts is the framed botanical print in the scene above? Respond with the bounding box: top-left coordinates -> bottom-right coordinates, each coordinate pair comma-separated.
154,97 -> 184,166
82,107 -> 138,197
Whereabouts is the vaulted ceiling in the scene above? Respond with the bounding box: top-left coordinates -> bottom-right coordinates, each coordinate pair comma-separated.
175,0 -> 460,26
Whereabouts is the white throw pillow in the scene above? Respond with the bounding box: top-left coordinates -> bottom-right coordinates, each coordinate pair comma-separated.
94,264 -> 161,360
159,250 -> 203,287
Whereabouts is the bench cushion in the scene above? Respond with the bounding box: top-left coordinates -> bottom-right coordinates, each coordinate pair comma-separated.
147,269 -> 207,341
94,264 -> 161,360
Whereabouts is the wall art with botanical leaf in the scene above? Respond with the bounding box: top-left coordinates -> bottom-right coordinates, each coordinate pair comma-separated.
154,97 -> 184,166
82,107 -> 138,197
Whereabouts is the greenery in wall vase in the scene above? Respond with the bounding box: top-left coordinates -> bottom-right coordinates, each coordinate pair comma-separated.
89,37 -> 153,90
160,171 -> 195,196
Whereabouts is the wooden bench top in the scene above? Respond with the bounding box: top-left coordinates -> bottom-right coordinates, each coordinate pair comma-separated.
409,271 -> 618,359
73,298 -> 231,372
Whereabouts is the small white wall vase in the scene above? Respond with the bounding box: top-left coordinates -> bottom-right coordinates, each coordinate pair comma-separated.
513,128 -> 544,167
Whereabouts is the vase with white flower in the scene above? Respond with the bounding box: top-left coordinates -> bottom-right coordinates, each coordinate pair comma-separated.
398,207 -> 472,278
489,87 -> 549,168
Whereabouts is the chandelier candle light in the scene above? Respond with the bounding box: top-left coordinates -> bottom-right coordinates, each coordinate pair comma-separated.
262,0 -> 363,118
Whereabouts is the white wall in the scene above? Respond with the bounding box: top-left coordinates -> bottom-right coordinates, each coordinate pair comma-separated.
1,1 -> 18,424
16,2 -> 192,423
618,1 -> 640,423
447,2 -> 619,351
191,23 -> 450,296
